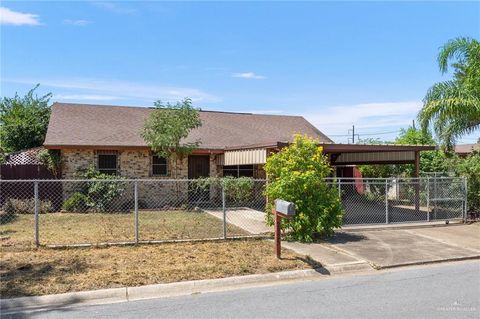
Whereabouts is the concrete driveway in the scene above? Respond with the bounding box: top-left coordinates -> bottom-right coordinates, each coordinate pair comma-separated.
284,223 -> 480,271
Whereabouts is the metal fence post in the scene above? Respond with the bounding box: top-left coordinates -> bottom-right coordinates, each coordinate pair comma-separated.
222,184 -> 227,239
385,179 -> 389,224
433,177 -> 437,220
134,181 -> 139,244
338,178 -> 341,199
34,181 -> 39,247
426,177 -> 430,222
463,176 -> 468,222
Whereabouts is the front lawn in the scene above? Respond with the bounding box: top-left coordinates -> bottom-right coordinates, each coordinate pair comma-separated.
0,211 -> 249,251
0,240 -> 317,298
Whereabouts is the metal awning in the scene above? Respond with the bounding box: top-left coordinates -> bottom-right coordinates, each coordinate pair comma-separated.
216,142 -> 435,167
217,148 -> 267,166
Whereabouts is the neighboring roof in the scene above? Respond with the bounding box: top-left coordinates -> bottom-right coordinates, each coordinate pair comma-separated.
44,103 -> 333,150
2,147 -> 44,165
455,143 -> 479,155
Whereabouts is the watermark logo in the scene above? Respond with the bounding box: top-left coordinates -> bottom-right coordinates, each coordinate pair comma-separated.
437,301 -> 476,312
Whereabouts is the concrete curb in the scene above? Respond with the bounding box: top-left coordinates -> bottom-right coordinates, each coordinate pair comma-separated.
372,255 -> 480,270
0,269 -> 324,314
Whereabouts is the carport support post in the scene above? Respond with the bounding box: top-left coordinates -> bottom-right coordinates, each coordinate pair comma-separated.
134,181 -> 139,244
34,181 -> 39,247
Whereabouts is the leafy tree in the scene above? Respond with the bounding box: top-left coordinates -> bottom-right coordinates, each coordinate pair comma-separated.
265,135 -> 343,242
0,84 -> 52,154
455,152 -> 480,213
142,98 -> 202,178
357,128 -> 451,177
394,128 -> 449,175
419,37 -> 480,149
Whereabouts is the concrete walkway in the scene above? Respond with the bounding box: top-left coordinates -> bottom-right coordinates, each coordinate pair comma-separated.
284,223 -> 480,270
204,208 -> 272,234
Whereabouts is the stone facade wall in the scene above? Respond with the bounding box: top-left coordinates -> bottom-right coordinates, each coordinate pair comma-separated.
61,149 -> 95,179
60,149 -> 222,209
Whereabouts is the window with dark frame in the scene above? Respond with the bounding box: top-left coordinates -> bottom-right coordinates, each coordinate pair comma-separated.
98,154 -> 118,175
152,155 -> 168,176
222,165 -> 254,178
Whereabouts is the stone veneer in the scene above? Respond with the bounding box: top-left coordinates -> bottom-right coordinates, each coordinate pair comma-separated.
60,149 -> 222,209
61,149 -> 220,179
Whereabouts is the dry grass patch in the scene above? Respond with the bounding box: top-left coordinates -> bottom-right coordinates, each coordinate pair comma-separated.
0,211 -> 249,250
1,240 -> 316,298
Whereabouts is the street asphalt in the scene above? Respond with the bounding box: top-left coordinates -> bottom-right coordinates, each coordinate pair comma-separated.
4,260 -> 479,319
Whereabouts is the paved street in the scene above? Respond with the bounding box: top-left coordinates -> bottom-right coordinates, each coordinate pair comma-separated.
4,260 -> 479,319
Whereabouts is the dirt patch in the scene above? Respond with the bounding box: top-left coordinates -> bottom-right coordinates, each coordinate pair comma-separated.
0,240 -> 313,298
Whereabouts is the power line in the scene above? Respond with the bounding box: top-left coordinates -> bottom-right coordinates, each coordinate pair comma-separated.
328,130 -> 401,137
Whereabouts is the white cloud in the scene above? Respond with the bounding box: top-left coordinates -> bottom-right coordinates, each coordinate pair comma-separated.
6,78 -> 221,103
0,7 -> 40,26
91,2 -> 137,15
55,94 -> 122,101
232,72 -> 266,80
63,19 -> 91,26
302,101 -> 423,141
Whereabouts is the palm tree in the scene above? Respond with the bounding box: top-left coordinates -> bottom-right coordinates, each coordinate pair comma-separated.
418,37 -> 480,149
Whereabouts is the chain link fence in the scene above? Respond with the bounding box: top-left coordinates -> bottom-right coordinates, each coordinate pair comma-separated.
0,179 -> 270,251
327,177 -> 467,225
0,177 -> 467,250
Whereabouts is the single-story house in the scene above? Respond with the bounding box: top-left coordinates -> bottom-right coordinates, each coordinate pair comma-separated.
44,102 -> 435,180
454,143 -> 479,157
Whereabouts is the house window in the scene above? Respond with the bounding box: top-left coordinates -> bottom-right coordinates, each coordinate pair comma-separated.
98,154 -> 118,175
223,165 -> 254,178
152,155 -> 168,176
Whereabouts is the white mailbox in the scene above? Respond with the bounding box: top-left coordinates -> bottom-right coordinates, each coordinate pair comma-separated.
274,199 -> 296,217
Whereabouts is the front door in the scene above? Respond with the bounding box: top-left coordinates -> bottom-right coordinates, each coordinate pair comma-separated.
188,155 -> 210,203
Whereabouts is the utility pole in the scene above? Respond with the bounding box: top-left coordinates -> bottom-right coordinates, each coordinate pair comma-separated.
347,125 -> 359,144
412,120 -> 416,130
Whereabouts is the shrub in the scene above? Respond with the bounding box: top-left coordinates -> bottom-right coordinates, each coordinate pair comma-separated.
75,166 -> 126,212
0,209 -> 15,224
192,176 -> 255,205
2,198 -> 52,214
62,192 -> 88,212
455,152 -> 480,213
265,134 -> 343,242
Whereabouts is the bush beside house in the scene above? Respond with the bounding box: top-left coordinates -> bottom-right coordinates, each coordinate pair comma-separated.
264,135 -> 343,242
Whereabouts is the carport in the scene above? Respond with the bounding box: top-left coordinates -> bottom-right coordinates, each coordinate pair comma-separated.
218,142 -> 451,226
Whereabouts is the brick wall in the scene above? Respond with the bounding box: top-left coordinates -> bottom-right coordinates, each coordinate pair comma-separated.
60,149 -> 222,208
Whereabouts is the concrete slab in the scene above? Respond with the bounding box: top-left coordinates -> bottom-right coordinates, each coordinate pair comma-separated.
205,208 -> 272,234
281,240 -> 374,274
321,224 -> 480,268
406,223 -> 480,252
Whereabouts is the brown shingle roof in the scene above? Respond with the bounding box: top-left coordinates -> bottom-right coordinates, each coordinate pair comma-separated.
44,103 -> 332,150
455,143 -> 480,155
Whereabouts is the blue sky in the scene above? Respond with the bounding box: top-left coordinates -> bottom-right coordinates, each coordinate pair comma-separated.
1,1 -> 479,143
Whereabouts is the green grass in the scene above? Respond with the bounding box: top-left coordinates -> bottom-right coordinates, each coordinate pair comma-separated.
0,211 -> 249,251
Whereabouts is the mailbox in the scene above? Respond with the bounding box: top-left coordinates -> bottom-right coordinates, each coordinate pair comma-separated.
273,199 -> 296,259
275,199 -> 296,217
